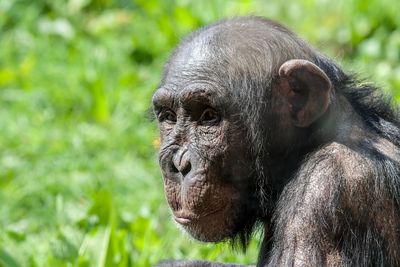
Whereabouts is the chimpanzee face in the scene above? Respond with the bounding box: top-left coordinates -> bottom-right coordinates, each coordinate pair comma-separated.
152,68 -> 257,242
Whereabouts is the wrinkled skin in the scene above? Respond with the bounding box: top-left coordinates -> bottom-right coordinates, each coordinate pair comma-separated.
153,77 -> 258,242
153,16 -> 400,267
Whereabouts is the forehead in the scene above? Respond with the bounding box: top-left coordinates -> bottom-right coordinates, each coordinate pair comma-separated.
165,39 -> 223,84
173,38 -> 216,68
161,23 -> 278,91
158,35 -> 229,96
153,41 -> 230,108
155,21 -> 278,105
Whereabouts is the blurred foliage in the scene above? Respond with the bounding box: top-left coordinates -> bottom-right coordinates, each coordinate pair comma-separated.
0,0 -> 399,266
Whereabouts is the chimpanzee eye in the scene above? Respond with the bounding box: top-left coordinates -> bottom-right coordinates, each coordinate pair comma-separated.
159,109 -> 176,123
199,108 -> 220,125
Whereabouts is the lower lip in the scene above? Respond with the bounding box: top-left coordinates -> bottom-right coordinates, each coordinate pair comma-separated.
174,217 -> 192,225
173,207 -> 225,225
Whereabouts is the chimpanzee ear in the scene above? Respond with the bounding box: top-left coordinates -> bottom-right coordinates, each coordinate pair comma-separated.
278,59 -> 332,127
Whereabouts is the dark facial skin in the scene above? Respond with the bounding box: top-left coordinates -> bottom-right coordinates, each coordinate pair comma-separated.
153,70 -> 258,242
154,16 -> 400,267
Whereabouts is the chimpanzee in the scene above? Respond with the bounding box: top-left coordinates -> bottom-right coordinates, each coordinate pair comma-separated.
152,16 -> 400,266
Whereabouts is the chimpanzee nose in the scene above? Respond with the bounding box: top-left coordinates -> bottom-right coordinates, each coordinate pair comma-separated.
172,147 -> 192,177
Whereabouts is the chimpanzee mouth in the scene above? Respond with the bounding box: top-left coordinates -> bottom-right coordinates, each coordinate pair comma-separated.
173,207 -> 227,225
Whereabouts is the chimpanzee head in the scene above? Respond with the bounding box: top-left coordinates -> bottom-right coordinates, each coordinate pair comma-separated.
152,17 -> 332,245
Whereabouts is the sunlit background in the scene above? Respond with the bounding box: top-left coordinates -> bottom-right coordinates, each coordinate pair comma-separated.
1,0 -> 399,266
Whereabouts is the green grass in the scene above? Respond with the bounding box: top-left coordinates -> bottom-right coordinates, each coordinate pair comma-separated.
0,0 -> 400,266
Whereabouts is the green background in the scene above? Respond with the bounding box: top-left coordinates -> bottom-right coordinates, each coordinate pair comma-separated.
1,0 -> 399,266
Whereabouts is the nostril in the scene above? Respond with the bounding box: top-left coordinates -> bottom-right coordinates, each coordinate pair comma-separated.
169,162 -> 179,173
180,160 -> 191,176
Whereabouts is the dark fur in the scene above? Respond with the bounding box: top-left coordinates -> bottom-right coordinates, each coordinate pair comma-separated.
154,16 -> 400,267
